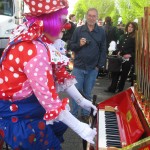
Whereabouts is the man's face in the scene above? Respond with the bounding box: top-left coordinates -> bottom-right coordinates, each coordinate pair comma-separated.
98,20 -> 103,26
86,10 -> 98,26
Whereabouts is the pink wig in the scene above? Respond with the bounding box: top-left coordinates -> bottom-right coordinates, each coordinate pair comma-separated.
26,8 -> 68,37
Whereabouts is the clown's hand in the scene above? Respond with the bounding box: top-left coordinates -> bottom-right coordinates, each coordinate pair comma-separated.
78,98 -> 97,116
59,110 -> 97,144
65,85 -> 97,116
81,125 -> 97,144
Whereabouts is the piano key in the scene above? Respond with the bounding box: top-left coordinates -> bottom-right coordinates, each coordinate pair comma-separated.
106,130 -> 119,135
107,141 -> 122,146
98,110 -> 122,149
105,118 -> 117,122
107,143 -> 122,148
107,139 -> 121,144
105,112 -> 116,115
106,128 -> 119,131
106,122 -> 118,126
106,124 -> 118,129
98,110 -> 107,147
106,135 -> 121,140
105,112 -> 122,148
105,111 -> 116,114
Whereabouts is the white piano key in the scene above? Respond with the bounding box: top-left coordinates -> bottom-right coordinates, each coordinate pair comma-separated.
98,110 -> 107,148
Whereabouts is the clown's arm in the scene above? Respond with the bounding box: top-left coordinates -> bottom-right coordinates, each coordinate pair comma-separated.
23,41 -> 96,144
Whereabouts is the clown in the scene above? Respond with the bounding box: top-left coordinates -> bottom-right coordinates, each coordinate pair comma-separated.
0,0 -> 97,149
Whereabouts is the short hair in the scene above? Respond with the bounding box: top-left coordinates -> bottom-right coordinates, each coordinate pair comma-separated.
105,16 -> 112,24
86,8 -> 98,16
98,18 -> 102,22
69,14 -> 75,20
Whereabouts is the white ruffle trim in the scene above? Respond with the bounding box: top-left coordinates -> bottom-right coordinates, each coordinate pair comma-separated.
53,39 -> 67,55
56,78 -> 77,92
10,23 -> 28,42
48,44 -> 69,65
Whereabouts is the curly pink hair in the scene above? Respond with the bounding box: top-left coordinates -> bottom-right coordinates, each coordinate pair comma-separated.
26,8 -> 68,37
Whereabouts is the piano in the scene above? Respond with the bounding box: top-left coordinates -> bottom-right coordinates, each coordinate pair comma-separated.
87,87 -> 150,150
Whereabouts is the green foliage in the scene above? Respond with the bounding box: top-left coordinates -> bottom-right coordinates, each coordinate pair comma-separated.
73,0 -> 116,23
71,0 -> 150,25
114,0 -> 150,23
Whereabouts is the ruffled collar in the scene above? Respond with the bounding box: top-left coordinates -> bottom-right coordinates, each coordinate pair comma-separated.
10,20 -> 44,43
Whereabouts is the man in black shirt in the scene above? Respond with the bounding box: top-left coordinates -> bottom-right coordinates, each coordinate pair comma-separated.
70,8 -> 106,118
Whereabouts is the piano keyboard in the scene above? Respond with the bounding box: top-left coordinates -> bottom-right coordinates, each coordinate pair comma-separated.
98,110 -> 122,148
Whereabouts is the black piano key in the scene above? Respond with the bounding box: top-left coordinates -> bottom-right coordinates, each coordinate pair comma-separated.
105,112 -> 116,117
107,142 -> 122,148
106,122 -> 118,126
105,111 -> 116,115
106,120 -> 117,124
107,139 -> 121,144
105,118 -> 117,121
105,113 -> 116,117
106,135 -> 121,140
105,117 -> 117,120
105,116 -> 117,120
106,130 -> 119,136
106,124 -> 118,129
107,140 -> 121,144
107,141 -> 122,146
105,114 -> 116,117
104,111 -> 122,148
107,138 -> 121,143
106,128 -> 119,132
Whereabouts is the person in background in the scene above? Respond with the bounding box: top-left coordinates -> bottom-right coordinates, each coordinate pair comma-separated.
77,19 -> 84,27
62,14 -> 76,50
70,8 -> 106,120
116,23 -> 124,42
0,0 -> 97,149
103,16 -> 117,54
97,18 -> 103,27
105,21 -> 137,93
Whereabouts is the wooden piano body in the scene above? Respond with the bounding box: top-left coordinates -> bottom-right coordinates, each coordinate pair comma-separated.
93,87 -> 150,150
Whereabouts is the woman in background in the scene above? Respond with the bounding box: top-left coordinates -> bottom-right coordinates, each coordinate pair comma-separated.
105,21 -> 137,93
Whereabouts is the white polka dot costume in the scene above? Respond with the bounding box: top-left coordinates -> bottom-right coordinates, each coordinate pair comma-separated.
24,0 -> 69,16
0,20 -> 75,121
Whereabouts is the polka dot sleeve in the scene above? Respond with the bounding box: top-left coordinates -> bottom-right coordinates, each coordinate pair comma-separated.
22,41 -> 69,120
52,64 -> 76,92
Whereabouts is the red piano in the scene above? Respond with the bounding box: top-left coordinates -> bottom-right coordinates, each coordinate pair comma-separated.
88,87 -> 150,150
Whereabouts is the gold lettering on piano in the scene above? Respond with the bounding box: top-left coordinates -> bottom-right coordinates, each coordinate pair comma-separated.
126,110 -> 132,122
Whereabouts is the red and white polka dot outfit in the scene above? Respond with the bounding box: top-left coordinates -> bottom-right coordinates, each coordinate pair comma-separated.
24,0 -> 69,16
0,20 -> 75,121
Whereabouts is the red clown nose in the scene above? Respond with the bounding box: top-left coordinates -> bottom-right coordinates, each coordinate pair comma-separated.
63,22 -> 71,30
